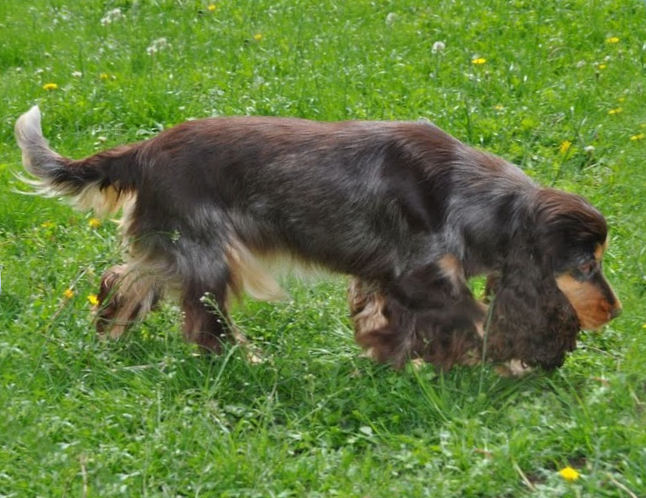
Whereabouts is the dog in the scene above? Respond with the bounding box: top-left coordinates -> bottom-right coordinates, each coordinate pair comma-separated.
16,106 -> 621,371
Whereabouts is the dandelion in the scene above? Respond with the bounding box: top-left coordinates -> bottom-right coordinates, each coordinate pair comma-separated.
606,36 -> 620,44
559,466 -> 581,482
100,72 -> 110,80
71,71 -> 83,78
146,37 -> 169,56
608,107 -> 623,115
559,140 -> 572,155
41,221 -> 55,228
87,294 -> 99,306
253,33 -> 263,41
630,133 -> 645,141
208,4 -> 216,12
597,63 -> 607,70
42,83 -> 58,91
432,41 -> 446,54
472,57 -> 487,65
88,217 -> 102,229
63,288 -> 75,299
100,8 -> 124,26
385,12 -> 397,26
584,145 -> 596,154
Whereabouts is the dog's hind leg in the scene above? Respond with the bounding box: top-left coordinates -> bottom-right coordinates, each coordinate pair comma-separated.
173,239 -> 240,353
95,263 -> 163,338
95,245 -> 237,353
181,277 -> 233,353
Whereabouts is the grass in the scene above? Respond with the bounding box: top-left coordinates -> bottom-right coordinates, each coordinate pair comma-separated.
1,0 -> 645,495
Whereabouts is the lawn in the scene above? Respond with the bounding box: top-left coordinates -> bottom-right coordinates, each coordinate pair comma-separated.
1,0 -> 645,495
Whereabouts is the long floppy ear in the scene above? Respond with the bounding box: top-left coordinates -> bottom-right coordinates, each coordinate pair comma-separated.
487,232 -> 580,370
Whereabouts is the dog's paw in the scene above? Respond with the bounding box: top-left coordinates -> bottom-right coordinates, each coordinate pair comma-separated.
495,359 -> 533,377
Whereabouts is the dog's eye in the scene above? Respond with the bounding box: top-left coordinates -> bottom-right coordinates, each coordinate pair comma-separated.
578,261 -> 597,276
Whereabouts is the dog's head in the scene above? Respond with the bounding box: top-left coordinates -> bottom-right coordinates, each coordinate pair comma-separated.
535,188 -> 621,329
488,188 -> 621,369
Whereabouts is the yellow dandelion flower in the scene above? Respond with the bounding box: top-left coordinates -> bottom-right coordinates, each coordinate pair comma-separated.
559,466 -> 580,482
617,96 -> 625,103
494,104 -> 504,111
100,72 -> 110,80
630,133 -> 645,141
87,294 -> 100,306
597,63 -> 607,70
42,83 -> 58,91
41,221 -> 55,228
88,217 -> 102,229
606,36 -> 620,44
208,4 -> 216,11
608,107 -> 623,115
559,140 -> 572,155
253,33 -> 263,41
63,288 -> 75,299
472,57 -> 487,65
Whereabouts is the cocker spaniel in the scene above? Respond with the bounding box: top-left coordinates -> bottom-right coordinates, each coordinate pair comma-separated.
16,106 -> 621,372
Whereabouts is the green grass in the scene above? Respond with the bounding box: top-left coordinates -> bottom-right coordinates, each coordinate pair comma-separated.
1,0 -> 645,495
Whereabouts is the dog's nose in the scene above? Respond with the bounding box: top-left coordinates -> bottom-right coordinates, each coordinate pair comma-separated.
610,306 -> 622,319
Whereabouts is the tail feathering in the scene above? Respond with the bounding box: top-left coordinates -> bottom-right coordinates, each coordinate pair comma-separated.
15,106 -> 136,216
15,105 -> 65,181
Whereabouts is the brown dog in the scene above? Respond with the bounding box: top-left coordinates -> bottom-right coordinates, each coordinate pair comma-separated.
16,107 -> 621,370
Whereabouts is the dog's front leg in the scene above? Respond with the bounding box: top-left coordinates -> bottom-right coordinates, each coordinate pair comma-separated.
351,255 -> 487,369
386,256 -> 468,311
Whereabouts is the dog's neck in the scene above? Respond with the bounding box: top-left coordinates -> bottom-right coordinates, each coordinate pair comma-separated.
451,185 -> 537,278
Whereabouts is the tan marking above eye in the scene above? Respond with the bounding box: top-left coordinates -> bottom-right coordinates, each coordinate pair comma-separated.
594,238 -> 608,263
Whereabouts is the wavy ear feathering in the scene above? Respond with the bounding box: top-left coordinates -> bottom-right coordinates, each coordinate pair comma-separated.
485,230 -> 580,370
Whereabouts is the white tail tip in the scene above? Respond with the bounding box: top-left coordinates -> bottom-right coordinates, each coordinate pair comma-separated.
15,105 -> 42,140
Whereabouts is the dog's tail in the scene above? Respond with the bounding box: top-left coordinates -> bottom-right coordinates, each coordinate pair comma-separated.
15,106 -> 140,216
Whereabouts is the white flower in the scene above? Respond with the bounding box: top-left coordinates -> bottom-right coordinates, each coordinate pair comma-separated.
146,37 -> 169,56
584,145 -> 595,154
100,8 -> 124,26
71,71 -> 83,78
432,41 -> 446,54
385,13 -> 397,25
